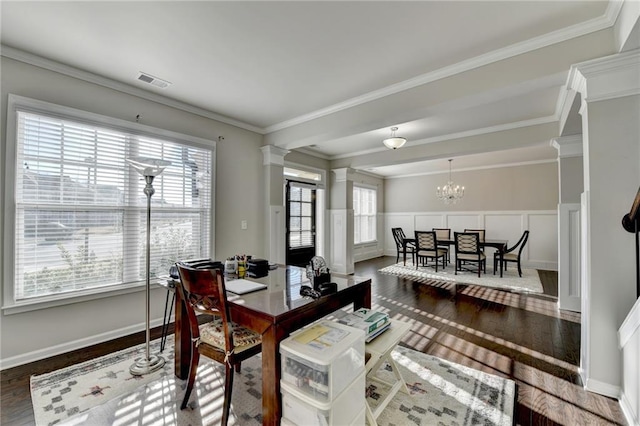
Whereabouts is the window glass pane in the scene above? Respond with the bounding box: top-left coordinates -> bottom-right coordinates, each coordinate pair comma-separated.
290,217 -> 301,231
290,201 -> 301,216
301,188 -> 312,202
301,203 -> 311,216
353,186 -> 376,244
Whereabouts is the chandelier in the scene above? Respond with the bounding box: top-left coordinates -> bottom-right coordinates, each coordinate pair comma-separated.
383,127 -> 407,150
436,159 -> 464,204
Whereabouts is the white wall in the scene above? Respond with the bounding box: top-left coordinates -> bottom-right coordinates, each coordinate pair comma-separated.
0,57 -> 265,367
619,298 -> 640,426
384,210 -> 557,270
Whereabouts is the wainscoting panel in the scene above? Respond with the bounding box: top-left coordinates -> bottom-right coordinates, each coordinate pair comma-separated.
385,210 -> 558,270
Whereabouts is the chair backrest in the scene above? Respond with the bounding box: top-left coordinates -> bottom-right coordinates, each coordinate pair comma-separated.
464,228 -> 485,242
391,227 -> 407,249
510,230 -> 530,257
455,232 -> 481,255
415,231 -> 437,251
432,228 -> 451,241
176,262 -> 234,350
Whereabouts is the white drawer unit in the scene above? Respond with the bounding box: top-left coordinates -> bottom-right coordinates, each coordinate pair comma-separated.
280,320 -> 365,403
281,371 -> 366,426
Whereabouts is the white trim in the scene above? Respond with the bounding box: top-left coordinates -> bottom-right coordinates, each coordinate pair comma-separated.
385,159 -> 557,180
551,135 -> 583,158
0,45 -> 263,134
260,145 -> 289,166
585,377 -> 622,400
619,390 -> 640,426
0,316 -> 168,370
618,297 -> 640,348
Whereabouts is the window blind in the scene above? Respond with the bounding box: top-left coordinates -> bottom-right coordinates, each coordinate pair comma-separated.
288,183 -> 314,249
354,185 -> 377,244
14,110 -> 212,300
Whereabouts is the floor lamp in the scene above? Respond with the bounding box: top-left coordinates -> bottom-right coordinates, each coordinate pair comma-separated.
127,157 -> 171,375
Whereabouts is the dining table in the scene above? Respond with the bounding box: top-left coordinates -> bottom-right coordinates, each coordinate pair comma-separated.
173,265 -> 372,426
403,236 -> 508,277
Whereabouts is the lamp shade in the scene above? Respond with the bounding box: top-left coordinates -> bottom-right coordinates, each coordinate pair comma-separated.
126,157 -> 171,177
383,127 -> 407,149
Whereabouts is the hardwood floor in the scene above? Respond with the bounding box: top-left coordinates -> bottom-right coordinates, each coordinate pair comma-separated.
0,257 -> 628,425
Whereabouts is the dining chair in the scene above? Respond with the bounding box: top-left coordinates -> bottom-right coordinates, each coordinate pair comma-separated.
454,232 -> 486,277
432,228 -> 451,263
176,262 -> 263,424
415,231 -> 447,271
494,230 -> 529,277
392,227 -> 416,264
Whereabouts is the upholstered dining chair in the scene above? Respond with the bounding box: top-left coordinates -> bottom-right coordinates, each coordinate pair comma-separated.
392,227 -> 416,264
454,232 -> 486,277
432,228 -> 451,263
176,262 -> 263,424
415,231 -> 447,271
494,230 -> 529,277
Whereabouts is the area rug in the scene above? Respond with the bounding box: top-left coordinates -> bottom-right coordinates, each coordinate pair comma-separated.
31,338 -> 515,426
379,262 -> 544,293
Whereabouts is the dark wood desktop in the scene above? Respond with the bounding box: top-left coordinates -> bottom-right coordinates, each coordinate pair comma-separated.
173,265 -> 372,426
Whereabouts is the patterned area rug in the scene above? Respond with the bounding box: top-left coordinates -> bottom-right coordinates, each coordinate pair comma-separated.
379,262 -> 544,293
31,338 -> 515,425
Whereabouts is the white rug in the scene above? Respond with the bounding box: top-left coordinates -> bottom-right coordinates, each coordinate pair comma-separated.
31,338 -> 515,426
379,262 -> 544,293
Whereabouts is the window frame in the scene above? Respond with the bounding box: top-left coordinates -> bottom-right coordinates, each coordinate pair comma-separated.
353,184 -> 377,245
2,94 -> 216,314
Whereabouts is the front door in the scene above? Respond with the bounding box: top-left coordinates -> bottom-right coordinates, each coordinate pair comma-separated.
286,181 -> 316,267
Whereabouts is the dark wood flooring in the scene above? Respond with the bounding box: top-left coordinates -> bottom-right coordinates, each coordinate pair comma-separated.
0,256 -> 628,425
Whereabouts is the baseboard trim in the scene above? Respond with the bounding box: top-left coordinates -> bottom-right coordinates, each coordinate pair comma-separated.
0,317 -> 170,371
619,391 -> 640,426
585,377 -> 621,399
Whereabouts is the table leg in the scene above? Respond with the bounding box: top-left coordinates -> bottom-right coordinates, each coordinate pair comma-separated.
261,325 -> 284,426
500,249 -> 504,278
174,286 -> 191,379
403,241 -> 407,266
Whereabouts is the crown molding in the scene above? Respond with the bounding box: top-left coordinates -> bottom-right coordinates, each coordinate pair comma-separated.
265,8 -> 619,134
568,49 -> 640,101
383,159 -> 557,180
551,135 -> 583,158
0,45 -> 264,135
260,145 -> 289,166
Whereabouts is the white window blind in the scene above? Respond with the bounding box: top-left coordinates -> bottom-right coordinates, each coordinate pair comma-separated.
13,109 -> 212,301
288,183 -> 314,249
354,185 -> 377,244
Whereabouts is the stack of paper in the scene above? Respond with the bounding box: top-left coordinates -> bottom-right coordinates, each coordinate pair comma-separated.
337,308 -> 390,342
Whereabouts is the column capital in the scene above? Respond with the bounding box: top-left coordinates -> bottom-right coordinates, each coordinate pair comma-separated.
551,135 -> 583,158
260,145 -> 289,166
332,167 -> 354,182
568,50 -> 640,102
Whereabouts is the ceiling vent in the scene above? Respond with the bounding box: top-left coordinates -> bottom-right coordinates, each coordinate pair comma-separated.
137,72 -> 171,89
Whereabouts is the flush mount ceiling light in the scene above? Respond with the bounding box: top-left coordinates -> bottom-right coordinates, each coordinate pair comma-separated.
383,127 -> 407,150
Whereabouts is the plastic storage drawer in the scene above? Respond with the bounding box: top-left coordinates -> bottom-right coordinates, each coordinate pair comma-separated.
281,371 -> 366,426
280,320 -> 365,403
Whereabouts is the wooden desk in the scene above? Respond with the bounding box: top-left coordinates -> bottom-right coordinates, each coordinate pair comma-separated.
403,237 -> 508,277
173,265 -> 372,426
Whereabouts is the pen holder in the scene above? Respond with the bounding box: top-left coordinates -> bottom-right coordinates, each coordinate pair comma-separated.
313,272 -> 331,290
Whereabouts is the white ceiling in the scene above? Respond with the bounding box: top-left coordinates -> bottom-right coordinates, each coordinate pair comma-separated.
0,1 -> 620,178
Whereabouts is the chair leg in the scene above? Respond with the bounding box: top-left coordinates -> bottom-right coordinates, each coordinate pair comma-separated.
517,260 -> 522,277
181,348 -> 200,410
235,362 -> 241,373
222,363 -> 235,425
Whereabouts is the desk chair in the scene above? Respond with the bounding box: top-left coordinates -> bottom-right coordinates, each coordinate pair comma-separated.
176,262 -> 262,424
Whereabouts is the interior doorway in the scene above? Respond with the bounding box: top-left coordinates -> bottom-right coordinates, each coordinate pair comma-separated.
286,181 -> 316,267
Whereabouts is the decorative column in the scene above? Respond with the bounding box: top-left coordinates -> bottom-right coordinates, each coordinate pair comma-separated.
568,49 -> 640,397
330,168 -> 354,274
551,135 -> 583,312
261,146 -> 289,266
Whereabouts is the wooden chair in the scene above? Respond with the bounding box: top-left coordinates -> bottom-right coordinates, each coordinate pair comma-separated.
176,262 -> 262,424
432,228 -> 451,263
392,227 -> 416,264
454,232 -> 486,277
494,230 -> 529,277
415,231 -> 447,272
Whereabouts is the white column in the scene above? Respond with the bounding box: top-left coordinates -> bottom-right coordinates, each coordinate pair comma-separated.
330,168 -> 354,274
551,135 -> 583,312
260,146 -> 289,265
568,49 -> 640,397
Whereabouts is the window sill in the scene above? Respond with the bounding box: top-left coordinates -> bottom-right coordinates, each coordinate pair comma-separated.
1,280 -> 156,315
354,241 -> 378,248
